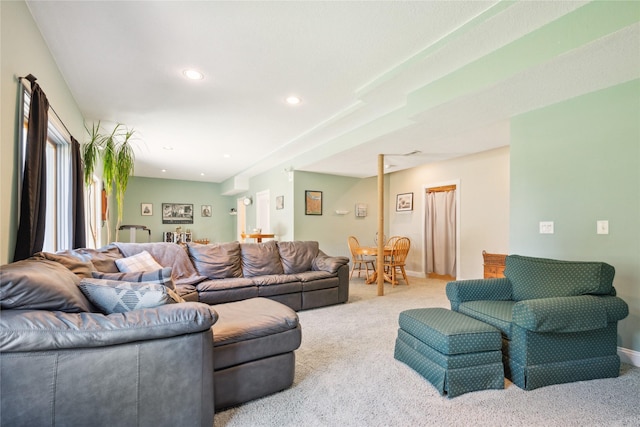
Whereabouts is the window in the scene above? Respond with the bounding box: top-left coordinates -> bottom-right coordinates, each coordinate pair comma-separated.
21,89 -> 72,253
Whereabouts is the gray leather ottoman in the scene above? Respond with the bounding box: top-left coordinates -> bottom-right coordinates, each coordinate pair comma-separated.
394,307 -> 503,398
211,297 -> 301,410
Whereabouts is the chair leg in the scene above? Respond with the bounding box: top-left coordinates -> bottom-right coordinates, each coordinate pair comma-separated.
400,266 -> 409,285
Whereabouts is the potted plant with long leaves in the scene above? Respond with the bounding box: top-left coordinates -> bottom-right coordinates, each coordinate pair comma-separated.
82,122 -> 136,243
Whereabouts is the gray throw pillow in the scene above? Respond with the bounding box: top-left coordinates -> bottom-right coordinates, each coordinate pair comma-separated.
78,278 -> 184,314
91,267 -> 175,290
0,259 -> 95,313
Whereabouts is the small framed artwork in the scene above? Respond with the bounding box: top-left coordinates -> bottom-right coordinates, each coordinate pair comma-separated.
162,203 -> 194,224
276,195 -> 284,210
396,192 -> 414,212
141,203 -> 153,216
201,205 -> 212,217
305,190 -> 323,215
355,203 -> 367,217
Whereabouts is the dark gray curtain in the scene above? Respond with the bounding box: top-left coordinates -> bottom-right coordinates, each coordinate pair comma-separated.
71,137 -> 86,248
14,75 -> 49,262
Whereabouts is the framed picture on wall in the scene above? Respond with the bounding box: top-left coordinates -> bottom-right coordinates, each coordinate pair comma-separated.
201,205 -> 212,217
396,193 -> 413,212
305,190 -> 322,215
162,203 -> 194,224
141,203 -> 153,216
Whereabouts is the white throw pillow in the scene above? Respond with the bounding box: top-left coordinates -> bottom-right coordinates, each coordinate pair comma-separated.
115,250 -> 163,273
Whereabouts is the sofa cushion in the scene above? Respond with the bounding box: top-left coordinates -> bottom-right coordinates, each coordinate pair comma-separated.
115,242 -> 207,286
240,240 -> 284,277
32,250 -> 96,278
505,255 -> 615,301
115,250 -> 163,272
0,259 -> 95,313
78,278 -> 184,314
277,241 -> 319,274
188,242 -> 242,279
71,244 -> 124,272
211,297 -> 299,347
92,267 -> 175,290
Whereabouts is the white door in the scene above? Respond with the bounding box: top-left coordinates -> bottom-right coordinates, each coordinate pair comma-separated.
256,190 -> 270,233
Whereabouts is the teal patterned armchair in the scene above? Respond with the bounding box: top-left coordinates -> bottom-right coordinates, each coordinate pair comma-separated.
446,255 -> 628,390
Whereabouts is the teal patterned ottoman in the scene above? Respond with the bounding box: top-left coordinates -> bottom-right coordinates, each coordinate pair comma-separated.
394,307 -> 504,397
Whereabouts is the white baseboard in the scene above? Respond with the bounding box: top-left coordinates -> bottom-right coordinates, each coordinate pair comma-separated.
619,346 -> 640,367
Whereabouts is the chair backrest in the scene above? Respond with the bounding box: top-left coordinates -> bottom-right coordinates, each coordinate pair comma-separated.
347,236 -> 360,258
374,232 -> 386,246
386,236 -> 401,248
390,237 -> 410,264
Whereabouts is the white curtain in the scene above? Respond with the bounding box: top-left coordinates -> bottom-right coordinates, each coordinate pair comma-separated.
426,190 -> 456,277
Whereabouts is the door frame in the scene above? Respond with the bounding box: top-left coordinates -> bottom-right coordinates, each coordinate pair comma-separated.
422,179 -> 461,279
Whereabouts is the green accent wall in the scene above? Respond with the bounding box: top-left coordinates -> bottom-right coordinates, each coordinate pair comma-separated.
510,79 -> 640,353
293,171 -> 381,258
121,177 -> 235,243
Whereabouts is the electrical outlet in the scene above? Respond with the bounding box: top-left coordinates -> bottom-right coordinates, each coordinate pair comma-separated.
539,221 -> 554,234
597,220 -> 609,235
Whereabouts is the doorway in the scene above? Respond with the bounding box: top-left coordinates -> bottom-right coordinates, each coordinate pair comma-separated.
424,181 -> 460,281
255,190 -> 270,233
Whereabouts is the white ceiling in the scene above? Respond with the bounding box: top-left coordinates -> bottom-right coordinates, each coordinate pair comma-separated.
26,1 -> 639,185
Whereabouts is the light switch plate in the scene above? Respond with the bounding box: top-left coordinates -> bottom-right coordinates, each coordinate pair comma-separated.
597,220 -> 609,235
539,221 -> 554,234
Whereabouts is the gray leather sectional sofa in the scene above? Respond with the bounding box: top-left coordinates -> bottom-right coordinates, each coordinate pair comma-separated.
0,240 -> 349,425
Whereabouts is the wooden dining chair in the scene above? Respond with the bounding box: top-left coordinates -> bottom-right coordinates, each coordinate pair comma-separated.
347,236 -> 376,280
384,237 -> 410,286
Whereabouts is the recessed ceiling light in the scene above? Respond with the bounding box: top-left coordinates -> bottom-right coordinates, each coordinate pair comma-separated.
183,69 -> 204,80
161,169 -> 167,173
223,154 -> 231,159
286,95 -> 301,105
200,172 -> 205,176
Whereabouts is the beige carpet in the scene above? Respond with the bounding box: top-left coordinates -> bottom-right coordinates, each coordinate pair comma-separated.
214,276 -> 640,426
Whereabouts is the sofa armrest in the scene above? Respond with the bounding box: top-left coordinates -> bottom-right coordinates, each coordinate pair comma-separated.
312,254 -> 350,274
446,278 -> 512,310
0,302 -> 217,352
512,295 -> 628,333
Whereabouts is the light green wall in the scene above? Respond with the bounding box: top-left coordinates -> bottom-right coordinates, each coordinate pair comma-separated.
243,167 -> 295,240
121,176 -> 235,243
510,79 -> 640,353
293,171 -> 380,258
1,0 -> 85,264
389,147 -> 510,279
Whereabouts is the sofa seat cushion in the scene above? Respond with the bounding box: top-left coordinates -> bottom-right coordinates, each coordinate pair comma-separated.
277,241 -> 319,274
196,277 -> 255,291
1,259 -> 95,313
458,300 -> 515,338
398,308 -> 502,355
250,274 -> 300,286
505,255 -> 615,301
212,297 -> 299,347
240,241 -> 284,277
187,242 -> 242,279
